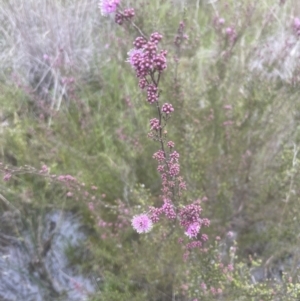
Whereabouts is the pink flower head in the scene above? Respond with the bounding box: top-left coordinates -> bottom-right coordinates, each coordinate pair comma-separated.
225,27 -> 237,43
200,282 -> 207,290
179,203 -> 202,228
153,150 -> 165,162
43,54 -> 49,61
201,233 -> 208,241
294,17 -> 300,30
219,18 -> 225,25
169,163 -> 180,177
147,84 -> 158,103
167,141 -> 175,148
139,78 -> 147,89
223,104 -> 232,110
98,0 -> 120,16
132,214 -> 153,233
162,103 -> 174,114
40,164 -> 49,173
123,8 -> 135,18
186,240 -> 202,249
226,27 -> 234,36
150,118 -> 160,130
126,48 -> 143,67
162,199 -> 176,219
227,231 -> 234,238
293,17 -> 300,36
170,151 -> 180,162
133,37 -> 147,49
149,206 -> 163,223
150,32 -> 163,44
185,222 -> 201,239
3,173 -> 12,181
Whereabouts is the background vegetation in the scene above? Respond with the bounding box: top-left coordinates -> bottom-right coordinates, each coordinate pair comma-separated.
1,0 -> 300,300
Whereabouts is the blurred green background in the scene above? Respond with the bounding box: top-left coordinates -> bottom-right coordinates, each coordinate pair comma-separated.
2,0 -> 300,300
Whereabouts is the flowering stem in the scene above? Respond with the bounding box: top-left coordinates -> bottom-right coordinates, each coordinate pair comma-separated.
111,4 -> 209,241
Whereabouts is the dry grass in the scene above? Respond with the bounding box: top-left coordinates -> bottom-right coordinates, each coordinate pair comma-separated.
0,0 -> 112,108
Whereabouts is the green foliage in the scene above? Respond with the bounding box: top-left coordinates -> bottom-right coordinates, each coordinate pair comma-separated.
2,0 -> 300,300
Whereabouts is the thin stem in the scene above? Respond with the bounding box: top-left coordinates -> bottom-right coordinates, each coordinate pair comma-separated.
130,21 -> 147,40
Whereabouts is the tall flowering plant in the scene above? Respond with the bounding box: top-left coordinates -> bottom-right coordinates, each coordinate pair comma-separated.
99,0 -> 210,247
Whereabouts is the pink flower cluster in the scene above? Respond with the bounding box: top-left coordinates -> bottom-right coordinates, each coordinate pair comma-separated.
167,141 -> 175,148
99,0 -> 135,25
146,197 -> 177,223
147,84 -> 158,103
57,174 -> 77,182
121,6 -> 210,243
174,21 -> 188,47
152,145 -> 186,199
161,103 -> 174,114
127,33 -> 167,80
98,0 -> 120,16
179,202 -> 210,239
153,150 -> 165,162
293,17 -> 300,36
162,199 -> 177,219
150,118 -> 160,130
39,164 -> 49,174
225,26 -> 237,43
3,173 -> 11,181
115,8 -> 135,25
